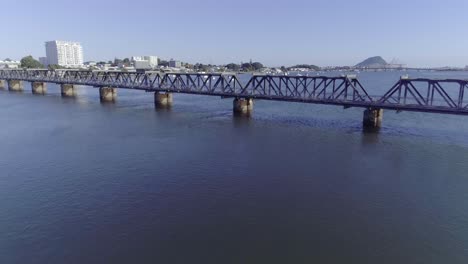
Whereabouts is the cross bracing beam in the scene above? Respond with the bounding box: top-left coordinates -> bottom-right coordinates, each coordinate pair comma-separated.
377,78 -> 468,113
241,75 -> 373,103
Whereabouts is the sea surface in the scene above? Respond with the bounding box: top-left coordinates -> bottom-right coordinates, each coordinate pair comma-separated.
1,70 -> 468,263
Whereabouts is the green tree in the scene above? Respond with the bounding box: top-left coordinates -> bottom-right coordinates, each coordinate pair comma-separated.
193,63 -> 210,72
226,63 -> 240,71
252,62 -> 263,70
288,64 -> 320,71
241,63 -> 252,71
20,55 -> 43,68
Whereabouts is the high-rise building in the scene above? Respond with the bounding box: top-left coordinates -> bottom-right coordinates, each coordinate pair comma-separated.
45,40 -> 83,67
39,57 -> 48,66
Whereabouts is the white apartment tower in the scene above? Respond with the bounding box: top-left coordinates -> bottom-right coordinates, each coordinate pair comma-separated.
45,40 -> 84,67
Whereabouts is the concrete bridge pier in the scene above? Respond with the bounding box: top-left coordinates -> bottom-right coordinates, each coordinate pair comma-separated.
32,82 -> 47,94
99,87 -> 117,102
61,84 -> 75,97
233,98 -> 253,116
8,80 -> 23,91
154,92 -> 173,108
363,108 -> 383,129
0,80 -> 5,89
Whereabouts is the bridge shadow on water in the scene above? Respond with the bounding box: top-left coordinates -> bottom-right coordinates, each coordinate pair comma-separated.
232,112 -> 253,128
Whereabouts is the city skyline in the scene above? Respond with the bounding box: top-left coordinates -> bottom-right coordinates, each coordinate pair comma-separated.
2,0 -> 468,67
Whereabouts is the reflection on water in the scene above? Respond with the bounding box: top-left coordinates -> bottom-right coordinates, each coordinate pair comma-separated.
361,129 -> 381,145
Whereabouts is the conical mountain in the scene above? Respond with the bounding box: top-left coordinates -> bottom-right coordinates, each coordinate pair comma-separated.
355,56 -> 388,68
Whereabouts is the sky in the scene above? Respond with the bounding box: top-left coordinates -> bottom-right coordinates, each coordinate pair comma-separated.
2,0 -> 468,67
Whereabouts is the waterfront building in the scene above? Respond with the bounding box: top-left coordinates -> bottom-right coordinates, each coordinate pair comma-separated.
131,56 -> 158,69
133,60 -> 151,70
169,59 -> 181,68
45,40 -> 84,67
0,60 -> 20,69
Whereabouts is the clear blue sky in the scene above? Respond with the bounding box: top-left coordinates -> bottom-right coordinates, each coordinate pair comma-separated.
3,0 -> 468,67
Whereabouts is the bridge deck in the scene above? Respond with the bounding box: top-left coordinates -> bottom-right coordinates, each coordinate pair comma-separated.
1,69 -> 468,116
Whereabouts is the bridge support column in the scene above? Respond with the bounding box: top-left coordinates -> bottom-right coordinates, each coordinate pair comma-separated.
233,98 -> 253,115
31,82 -> 47,94
61,84 -> 75,97
99,87 -> 117,102
363,108 -> 383,128
0,80 -> 5,89
8,80 -> 23,91
154,92 -> 173,108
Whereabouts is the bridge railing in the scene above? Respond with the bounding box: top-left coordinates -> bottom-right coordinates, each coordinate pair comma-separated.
378,78 -> 468,111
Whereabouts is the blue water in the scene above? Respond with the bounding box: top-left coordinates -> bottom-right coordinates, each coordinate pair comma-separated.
1,71 -> 468,263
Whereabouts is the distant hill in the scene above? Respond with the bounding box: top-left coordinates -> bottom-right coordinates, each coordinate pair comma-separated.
355,56 -> 388,68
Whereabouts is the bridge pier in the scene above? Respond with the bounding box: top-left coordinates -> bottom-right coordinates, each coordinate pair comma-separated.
154,92 -> 173,108
99,87 -> 117,102
61,84 -> 75,97
363,108 -> 383,128
0,80 -> 5,89
31,82 -> 47,95
233,98 -> 253,115
8,80 -> 23,91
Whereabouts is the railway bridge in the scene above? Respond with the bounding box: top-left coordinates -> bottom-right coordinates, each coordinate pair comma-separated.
1,69 -> 468,129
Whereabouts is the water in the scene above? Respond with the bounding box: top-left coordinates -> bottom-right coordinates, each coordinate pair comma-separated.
1,71 -> 468,263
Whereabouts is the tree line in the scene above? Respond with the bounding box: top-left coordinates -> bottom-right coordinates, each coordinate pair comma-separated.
14,55 -> 321,72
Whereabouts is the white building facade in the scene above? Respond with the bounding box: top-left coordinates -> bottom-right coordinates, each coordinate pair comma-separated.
45,41 -> 84,67
0,60 -> 20,69
131,56 -> 158,69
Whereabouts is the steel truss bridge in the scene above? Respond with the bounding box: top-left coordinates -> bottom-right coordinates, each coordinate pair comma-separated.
1,69 -> 468,116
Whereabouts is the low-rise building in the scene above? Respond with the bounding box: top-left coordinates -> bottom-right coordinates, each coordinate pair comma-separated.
134,60 -> 152,70
131,56 -> 158,69
84,61 -> 97,66
0,60 -> 20,69
169,59 -> 181,68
